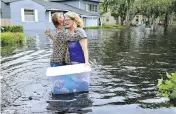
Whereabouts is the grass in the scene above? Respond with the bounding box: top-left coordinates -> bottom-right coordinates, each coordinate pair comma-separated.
84,24 -> 125,29
1,32 -> 25,46
1,44 -> 24,57
169,22 -> 176,28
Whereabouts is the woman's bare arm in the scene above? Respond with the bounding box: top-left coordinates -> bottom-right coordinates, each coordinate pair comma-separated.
79,38 -> 89,65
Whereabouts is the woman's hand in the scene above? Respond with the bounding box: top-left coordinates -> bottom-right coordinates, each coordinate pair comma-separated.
84,62 -> 91,67
45,29 -> 54,40
45,29 -> 51,36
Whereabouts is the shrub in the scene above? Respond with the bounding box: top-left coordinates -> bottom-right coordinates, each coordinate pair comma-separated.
157,72 -> 176,100
84,24 -> 125,29
84,26 -> 101,29
1,25 -> 24,32
1,32 -> 25,46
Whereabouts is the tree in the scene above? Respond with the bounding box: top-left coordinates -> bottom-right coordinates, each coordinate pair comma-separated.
125,0 -> 136,25
102,0 -> 176,29
102,0 -> 128,25
134,0 -> 176,30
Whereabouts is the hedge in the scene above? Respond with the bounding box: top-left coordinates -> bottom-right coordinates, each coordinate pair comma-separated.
1,25 -> 24,32
1,32 -> 25,45
84,24 -> 125,29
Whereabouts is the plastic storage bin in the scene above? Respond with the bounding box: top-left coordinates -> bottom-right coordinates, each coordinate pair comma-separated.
46,64 -> 91,94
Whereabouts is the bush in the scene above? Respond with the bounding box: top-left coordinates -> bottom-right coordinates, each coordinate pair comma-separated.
84,26 -> 101,29
157,72 -> 176,100
103,24 -> 125,29
1,32 -> 25,46
84,24 -> 125,29
1,25 -> 24,32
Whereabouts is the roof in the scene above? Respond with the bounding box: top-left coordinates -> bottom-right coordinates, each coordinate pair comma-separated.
33,0 -> 99,16
49,0 -> 101,3
1,0 -> 23,3
1,0 -> 99,16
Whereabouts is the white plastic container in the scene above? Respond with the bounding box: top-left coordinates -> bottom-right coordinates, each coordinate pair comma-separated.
46,64 -> 91,94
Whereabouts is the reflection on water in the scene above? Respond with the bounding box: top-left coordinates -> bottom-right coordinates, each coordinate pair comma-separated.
1,28 -> 176,114
47,92 -> 92,113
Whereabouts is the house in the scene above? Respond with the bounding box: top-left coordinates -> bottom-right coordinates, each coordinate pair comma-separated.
0,0 -> 100,30
49,0 -> 100,27
101,12 -> 147,26
100,11 -> 117,25
131,15 -> 147,25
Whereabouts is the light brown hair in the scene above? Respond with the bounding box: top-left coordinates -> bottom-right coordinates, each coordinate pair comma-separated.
64,11 -> 84,28
51,12 -> 62,28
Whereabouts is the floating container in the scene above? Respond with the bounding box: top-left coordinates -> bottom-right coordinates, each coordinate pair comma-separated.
46,64 -> 91,94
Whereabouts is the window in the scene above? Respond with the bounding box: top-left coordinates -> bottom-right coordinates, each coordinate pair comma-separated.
21,8 -> 38,22
136,15 -> 139,22
91,4 -> 97,12
84,4 -> 98,12
85,4 -> 90,12
94,5 -> 98,12
24,9 -> 35,22
106,16 -> 109,22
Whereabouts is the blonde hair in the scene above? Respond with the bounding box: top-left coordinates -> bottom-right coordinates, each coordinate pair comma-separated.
51,12 -> 62,28
64,11 -> 84,28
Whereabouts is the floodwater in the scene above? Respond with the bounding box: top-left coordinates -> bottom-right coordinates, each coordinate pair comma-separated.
1,27 -> 176,114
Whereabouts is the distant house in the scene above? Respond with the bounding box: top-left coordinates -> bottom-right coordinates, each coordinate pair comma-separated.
101,12 -> 147,26
131,15 -> 147,25
100,12 -> 117,25
1,0 -> 100,30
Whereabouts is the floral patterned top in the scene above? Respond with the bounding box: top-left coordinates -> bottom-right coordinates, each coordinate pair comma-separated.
50,29 -> 83,64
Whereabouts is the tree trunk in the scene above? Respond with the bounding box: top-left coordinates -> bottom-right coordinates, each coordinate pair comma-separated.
115,17 -> 118,25
120,16 -> 124,25
164,11 -> 169,32
170,12 -> 174,25
121,19 -> 123,25
147,16 -> 150,27
125,9 -> 130,26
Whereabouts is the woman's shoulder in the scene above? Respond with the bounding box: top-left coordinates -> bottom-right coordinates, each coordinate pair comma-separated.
76,27 -> 84,31
76,27 -> 87,38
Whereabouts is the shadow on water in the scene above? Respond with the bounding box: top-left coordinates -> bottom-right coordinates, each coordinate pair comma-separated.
1,28 -> 176,114
47,92 -> 92,113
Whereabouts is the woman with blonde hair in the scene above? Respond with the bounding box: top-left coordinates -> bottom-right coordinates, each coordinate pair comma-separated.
45,12 -> 84,67
64,11 -> 89,65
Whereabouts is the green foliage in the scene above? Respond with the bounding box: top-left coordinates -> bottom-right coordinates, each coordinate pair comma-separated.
102,0 -> 135,25
1,32 -> 25,46
102,24 -> 125,29
157,72 -> 176,99
102,0 -> 176,27
84,26 -> 101,29
84,24 -> 125,29
1,25 -> 24,32
1,44 -> 24,57
134,0 -> 175,18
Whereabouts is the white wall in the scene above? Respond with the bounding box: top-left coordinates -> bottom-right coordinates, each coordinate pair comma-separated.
101,12 -> 116,25
85,17 -> 98,27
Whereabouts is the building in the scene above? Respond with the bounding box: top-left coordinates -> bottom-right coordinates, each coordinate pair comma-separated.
100,11 -> 116,25
101,12 -> 147,26
49,0 -> 100,27
0,0 -> 100,30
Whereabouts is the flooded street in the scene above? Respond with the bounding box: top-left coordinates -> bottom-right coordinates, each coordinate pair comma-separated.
1,27 -> 176,114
